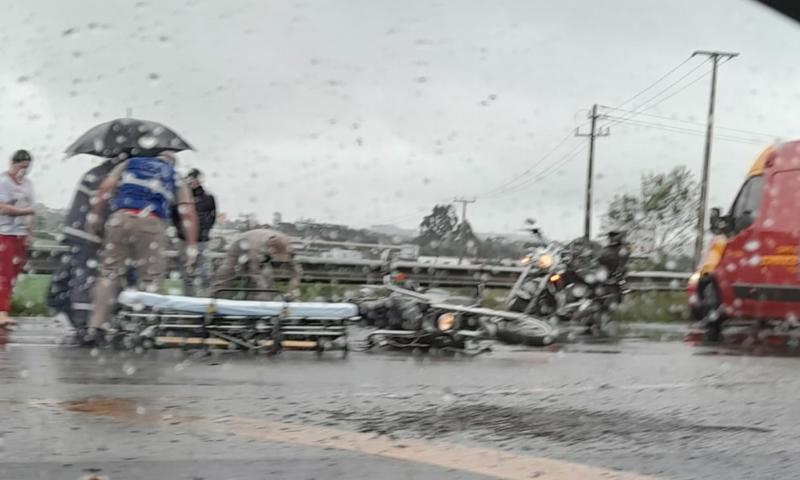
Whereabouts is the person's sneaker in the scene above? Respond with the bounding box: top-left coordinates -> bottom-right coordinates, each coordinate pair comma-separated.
82,328 -> 107,348
74,328 -> 97,347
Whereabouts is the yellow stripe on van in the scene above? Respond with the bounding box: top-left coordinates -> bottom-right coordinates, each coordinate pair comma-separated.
747,146 -> 775,177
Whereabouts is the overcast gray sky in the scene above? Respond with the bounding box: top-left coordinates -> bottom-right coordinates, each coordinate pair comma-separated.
1,0 -> 798,239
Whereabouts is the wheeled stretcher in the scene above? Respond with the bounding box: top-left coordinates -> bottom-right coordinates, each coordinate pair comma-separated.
109,289 -> 358,356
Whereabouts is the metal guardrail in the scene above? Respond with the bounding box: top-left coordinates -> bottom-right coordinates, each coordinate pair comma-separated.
24,245 -> 690,291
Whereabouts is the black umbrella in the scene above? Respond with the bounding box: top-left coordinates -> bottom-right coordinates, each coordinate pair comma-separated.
65,118 -> 193,158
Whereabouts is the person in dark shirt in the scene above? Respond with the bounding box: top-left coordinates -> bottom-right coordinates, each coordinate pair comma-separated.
172,168 -> 216,295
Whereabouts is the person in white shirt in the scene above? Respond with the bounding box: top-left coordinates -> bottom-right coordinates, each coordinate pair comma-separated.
0,150 -> 35,328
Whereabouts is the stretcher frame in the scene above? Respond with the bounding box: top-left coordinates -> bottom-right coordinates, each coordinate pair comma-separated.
110,288 -> 356,357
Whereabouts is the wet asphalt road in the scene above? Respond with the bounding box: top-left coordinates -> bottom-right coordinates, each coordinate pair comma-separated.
1,319 -> 799,480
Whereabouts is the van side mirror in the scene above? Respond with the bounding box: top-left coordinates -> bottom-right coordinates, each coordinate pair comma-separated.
709,207 -> 724,235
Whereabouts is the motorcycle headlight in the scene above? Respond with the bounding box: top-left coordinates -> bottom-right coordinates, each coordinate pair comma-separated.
537,254 -> 554,269
437,312 -> 456,331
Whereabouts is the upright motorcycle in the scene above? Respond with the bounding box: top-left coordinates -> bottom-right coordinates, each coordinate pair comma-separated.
504,227 -> 562,315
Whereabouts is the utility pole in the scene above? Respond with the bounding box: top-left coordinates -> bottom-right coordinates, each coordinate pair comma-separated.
575,104 -> 610,241
691,50 -> 738,267
126,107 -> 133,118
454,197 -> 476,264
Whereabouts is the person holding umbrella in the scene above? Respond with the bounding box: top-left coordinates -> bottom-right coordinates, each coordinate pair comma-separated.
85,150 -> 198,340
0,150 -> 36,328
85,151 -> 198,341
52,118 -> 196,343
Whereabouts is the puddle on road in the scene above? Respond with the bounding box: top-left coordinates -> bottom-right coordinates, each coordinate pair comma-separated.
63,397 -> 139,416
62,397 -> 200,425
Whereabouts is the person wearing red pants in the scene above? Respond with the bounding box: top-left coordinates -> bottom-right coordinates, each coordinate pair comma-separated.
0,150 -> 35,328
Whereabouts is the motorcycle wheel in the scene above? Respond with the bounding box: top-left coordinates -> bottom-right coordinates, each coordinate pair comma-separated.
528,291 -> 558,316
496,317 -> 557,346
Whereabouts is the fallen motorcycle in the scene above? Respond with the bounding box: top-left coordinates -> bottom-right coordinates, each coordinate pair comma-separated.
356,276 -> 558,353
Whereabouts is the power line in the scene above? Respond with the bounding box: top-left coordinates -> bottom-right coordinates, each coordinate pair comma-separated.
484,143 -> 588,199
478,58 -> 708,204
602,115 -> 764,145
482,142 -> 585,198
602,56 -> 739,134
477,124 -> 585,198
378,58 -> 736,229
606,116 -> 764,145
486,58 -> 711,233
613,57 -> 695,109
602,115 -> 741,139
598,105 -> 782,139
382,142 -> 588,228
602,59 -> 712,130
534,144 -> 588,181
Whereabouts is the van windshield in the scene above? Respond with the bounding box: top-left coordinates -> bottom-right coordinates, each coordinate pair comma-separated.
730,175 -> 764,233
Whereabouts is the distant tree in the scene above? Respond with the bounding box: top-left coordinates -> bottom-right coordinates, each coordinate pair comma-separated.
480,236 -> 524,260
454,219 -> 480,257
416,204 -> 459,254
603,166 -> 699,262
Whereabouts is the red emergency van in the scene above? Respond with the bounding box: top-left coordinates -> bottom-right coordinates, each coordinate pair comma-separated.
688,142 -> 800,339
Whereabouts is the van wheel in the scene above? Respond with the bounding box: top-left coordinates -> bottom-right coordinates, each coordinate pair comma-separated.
700,282 -> 723,342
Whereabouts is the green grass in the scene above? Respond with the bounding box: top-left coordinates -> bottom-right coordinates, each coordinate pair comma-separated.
611,291 -> 688,323
11,274 -> 50,315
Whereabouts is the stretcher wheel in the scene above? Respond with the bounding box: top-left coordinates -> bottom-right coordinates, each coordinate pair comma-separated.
110,333 -> 138,351
267,342 -> 282,357
109,334 -> 127,351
